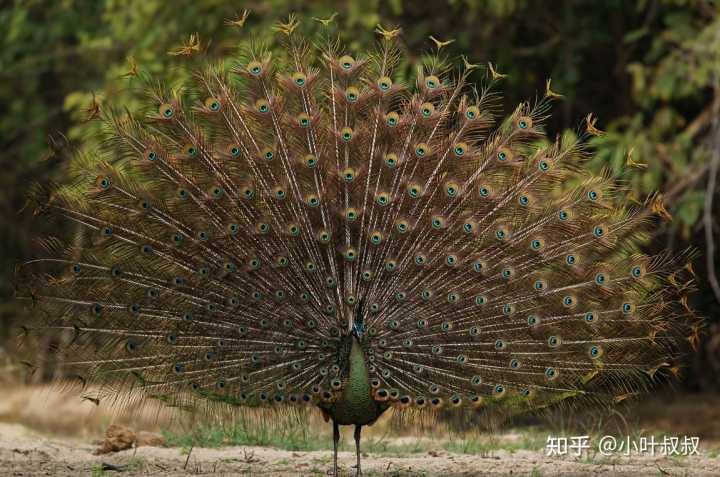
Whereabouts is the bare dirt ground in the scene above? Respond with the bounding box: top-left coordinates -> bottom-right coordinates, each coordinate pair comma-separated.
1,421 -> 718,476
0,386 -> 718,476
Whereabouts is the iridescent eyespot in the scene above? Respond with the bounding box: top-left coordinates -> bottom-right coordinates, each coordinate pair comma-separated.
385,112 -> 399,126
339,55 -> 355,70
341,127 -> 353,142
562,295 -> 575,307
445,182 -> 459,197
306,195 -> 320,207
297,113 -> 311,127
589,345 -> 603,359
260,147 -> 274,160
317,230 -> 331,243
631,266 -> 644,278
533,279 -> 546,290
415,143 -> 430,157
431,216 -> 445,229
146,151 -> 157,161
396,220 -> 409,233
342,167 -> 356,182
622,302 -> 634,314
588,190 -> 599,201
497,148 -> 511,162
545,367 -> 557,379
466,106 -> 480,120
247,61 -> 263,75
594,273 -> 608,285
495,226 -> 509,240
559,209 -> 570,221
159,103 -> 174,119
408,184 -> 421,198
527,314 -> 539,326
453,143 -> 467,157
479,185 -> 491,197
205,97 -> 221,111
547,336 -> 560,347
494,339 -> 505,350
375,192 -> 389,206
446,254 -> 458,266
228,145 -> 241,158
255,99 -> 269,113
510,359 -> 520,369
566,254 -> 577,265
97,177 -> 111,189
475,295 -> 487,305
377,76 -> 392,91
501,267 -> 513,279
530,238 -> 543,250
538,159 -> 551,172
274,187 -> 287,199
292,72 -> 307,86
425,75 -> 440,89
585,311 -> 596,323
385,153 -> 398,168
346,86 -> 359,102
420,102 -> 435,118
593,225 -> 605,238
516,116 -> 532,129
369,231 -> 383,245
463,221 -> 477,234
304,154 -> 318,168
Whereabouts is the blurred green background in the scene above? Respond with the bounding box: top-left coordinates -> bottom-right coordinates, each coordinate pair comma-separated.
1,0 -> 718,388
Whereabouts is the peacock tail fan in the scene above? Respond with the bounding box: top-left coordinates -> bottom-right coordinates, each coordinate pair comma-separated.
16,17 -> 701,426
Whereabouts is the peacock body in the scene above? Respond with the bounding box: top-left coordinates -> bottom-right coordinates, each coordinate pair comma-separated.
18,17 -> 699,476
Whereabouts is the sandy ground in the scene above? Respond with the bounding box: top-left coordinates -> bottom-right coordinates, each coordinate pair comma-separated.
0,421 -> 718,477
0,385 -> 718,476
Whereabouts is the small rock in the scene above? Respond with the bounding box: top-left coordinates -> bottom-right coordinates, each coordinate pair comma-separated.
94,424 -> 136,454
135,431 -> 166,447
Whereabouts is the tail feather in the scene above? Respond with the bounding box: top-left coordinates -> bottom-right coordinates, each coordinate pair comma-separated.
17,20 -> 699,416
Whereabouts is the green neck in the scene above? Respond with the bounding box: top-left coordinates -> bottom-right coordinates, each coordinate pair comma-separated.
323,336 -> 386,426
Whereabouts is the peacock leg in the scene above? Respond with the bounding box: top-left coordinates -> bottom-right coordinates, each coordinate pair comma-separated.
332,420 -> 340,477
354,425 -> 362,476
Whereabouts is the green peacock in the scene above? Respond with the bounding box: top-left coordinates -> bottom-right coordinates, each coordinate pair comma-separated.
17,16 -> 701,476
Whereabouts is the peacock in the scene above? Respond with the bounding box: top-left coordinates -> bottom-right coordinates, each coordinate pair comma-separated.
16,16 -> 701,476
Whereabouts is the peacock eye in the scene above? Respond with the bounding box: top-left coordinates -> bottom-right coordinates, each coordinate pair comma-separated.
159,103 -> 174,119
425,75 -> 440,89
292,72 -> 307,86
346,87 -> 359,102
339,55 -> 355,70
205,97 -> 221,111
378,76 -> 392,91
466,106 -> 480,120
248,61 -> 263,75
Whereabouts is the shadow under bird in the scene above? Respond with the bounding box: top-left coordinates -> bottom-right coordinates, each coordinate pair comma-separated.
17,16 -> 700,477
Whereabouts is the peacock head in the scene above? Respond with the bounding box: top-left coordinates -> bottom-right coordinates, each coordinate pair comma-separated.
352,298 -> 366,339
